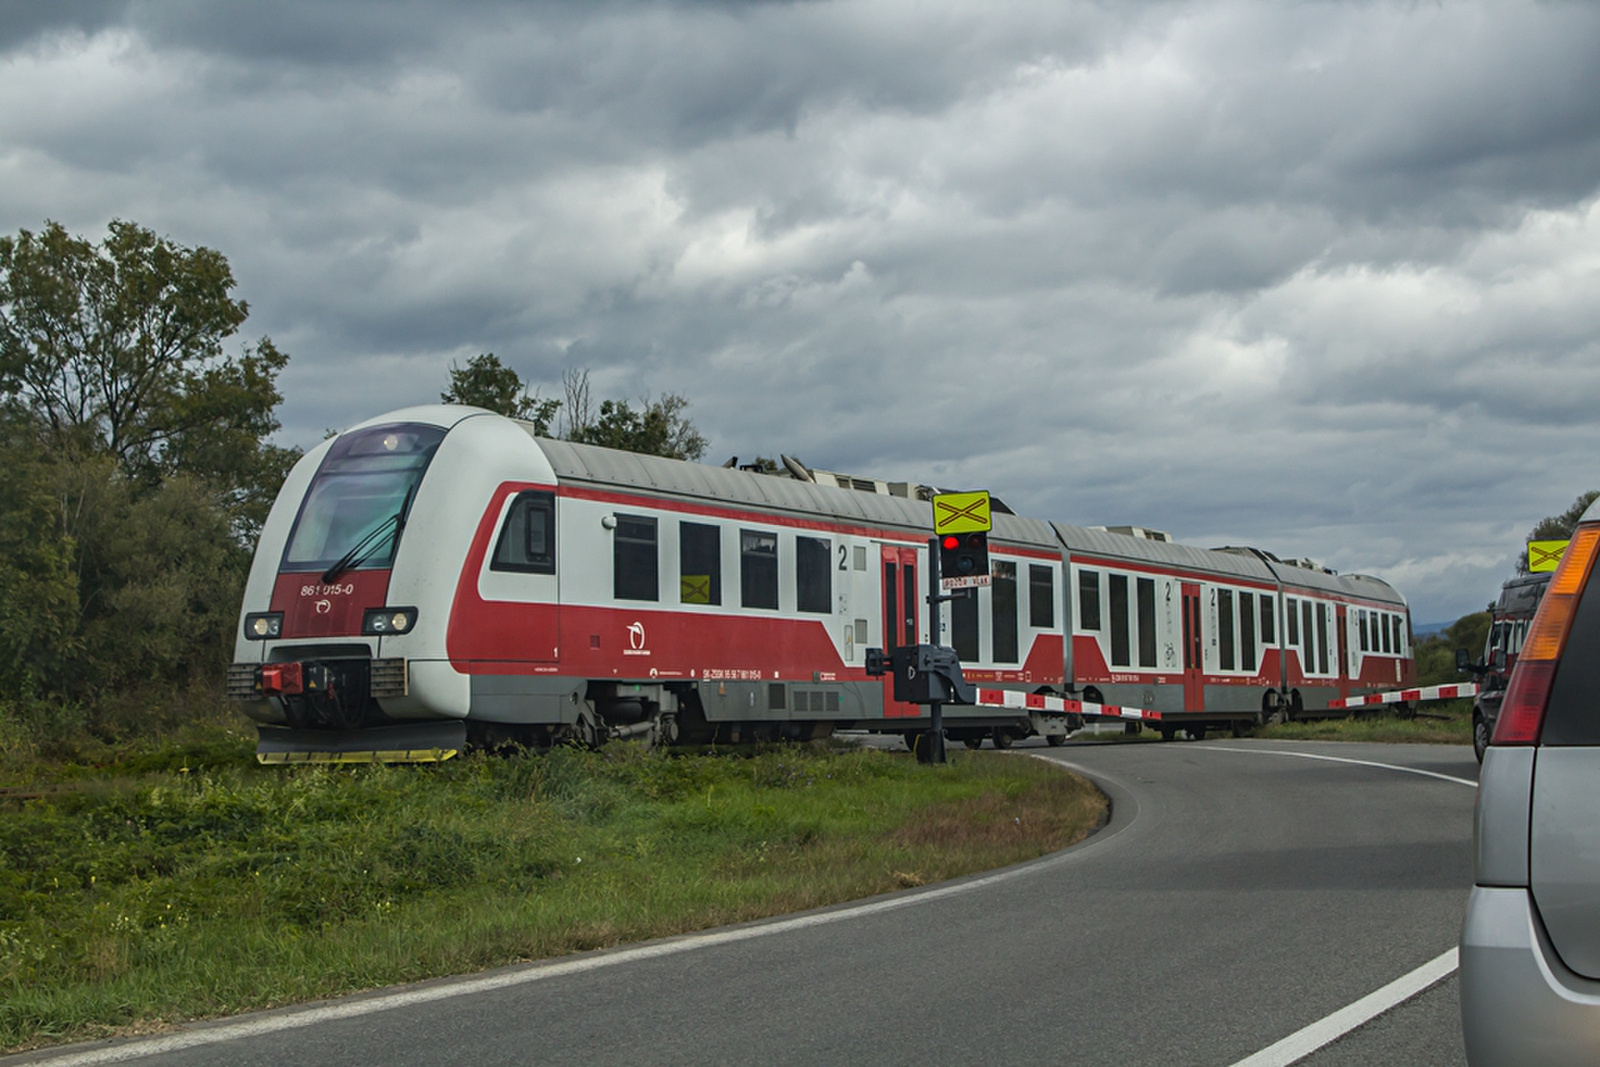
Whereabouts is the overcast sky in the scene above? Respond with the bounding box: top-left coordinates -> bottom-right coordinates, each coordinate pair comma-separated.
4,0 -> 1598,624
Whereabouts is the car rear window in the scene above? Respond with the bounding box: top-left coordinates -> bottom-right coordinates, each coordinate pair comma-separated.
1538,561 -> 1600,746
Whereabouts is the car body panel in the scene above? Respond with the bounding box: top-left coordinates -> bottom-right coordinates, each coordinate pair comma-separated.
1476,745 -> 1532,888
1530,746 -> 1600,978
1461,886 -> 1600,1066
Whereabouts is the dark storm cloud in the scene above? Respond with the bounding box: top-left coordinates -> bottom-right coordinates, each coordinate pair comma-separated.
0,0 -> 128,52
3,0 -> 1600,621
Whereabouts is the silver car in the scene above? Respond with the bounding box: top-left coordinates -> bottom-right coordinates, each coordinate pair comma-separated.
1461,512 -> 1600,1063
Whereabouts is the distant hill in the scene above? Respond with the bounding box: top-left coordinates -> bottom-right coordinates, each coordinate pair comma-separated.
1411,621 -> 1456,640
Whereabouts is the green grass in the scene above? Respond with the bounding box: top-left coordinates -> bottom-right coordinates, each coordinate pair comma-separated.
0,731 -> 1104,1053
1255,699 -> 1474,745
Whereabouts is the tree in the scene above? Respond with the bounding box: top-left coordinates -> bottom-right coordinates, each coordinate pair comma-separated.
1413,611 -> 1492,686
559,367 -> 707,460
0,408 -> 78,701
0,219 -> 296,537
441,352 -> 560,434
1518,490 -> 1600,573
567,394 -> 709,461
440,361 -> 709,461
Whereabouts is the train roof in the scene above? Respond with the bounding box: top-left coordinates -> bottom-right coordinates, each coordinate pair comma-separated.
506,417 -> 1406,606
1054,523 -> 1406,606
1054,523 -> 1274,582
524,429 -> 1061,549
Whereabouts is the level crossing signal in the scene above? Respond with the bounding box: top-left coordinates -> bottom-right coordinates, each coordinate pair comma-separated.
932,490 -> 992,590
940,531 -> 990,589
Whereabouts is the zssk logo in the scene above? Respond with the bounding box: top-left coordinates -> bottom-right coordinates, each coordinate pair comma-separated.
315,599 -> 332,615
627,621 -> 646,650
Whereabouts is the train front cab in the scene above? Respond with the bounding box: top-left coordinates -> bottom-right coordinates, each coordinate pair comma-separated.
229,407 -> 561,761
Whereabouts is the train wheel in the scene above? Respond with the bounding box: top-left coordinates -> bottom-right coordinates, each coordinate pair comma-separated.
1263,690 -> 1286,726
1188,725 -> 1208,741
1046,734 -> 1066,747
1160,726 -> 1176,742
963,736 -> 985,750
991,728 -> 1013,750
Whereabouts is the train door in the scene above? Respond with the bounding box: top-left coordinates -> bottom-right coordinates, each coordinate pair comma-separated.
880,545 -> 922,719
1335,604 -> 1350,699
1180,582 -> 1204,711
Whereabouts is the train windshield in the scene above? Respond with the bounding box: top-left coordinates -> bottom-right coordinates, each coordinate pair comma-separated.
281,423 -> 446,573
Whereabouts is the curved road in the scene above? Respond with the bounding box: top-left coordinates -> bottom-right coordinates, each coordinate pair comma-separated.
10,739 -> 1478,1066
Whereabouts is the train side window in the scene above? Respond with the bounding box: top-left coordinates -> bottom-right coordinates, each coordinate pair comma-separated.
679,521 -> 722,605
1239,591 -> 1256,671
1381,612 -> 1392,653
614,515 -> 659,601
1260,594 -> 1275,645
1286,596 -> 1299,644
1079,570 -> 1102,631
741,530 -> 779,610
1137,576 -> 1156,669
1109,574 -> 1130,667
952,588 -> 979,662
1218,589 -> 1236,671
1358,609 -> 1369,652
796,536 -> 831,614
1394,615 -> 1405,656
491,490 -> 556,574
1029,565 -> 1055,629
992,561 -> 1018,663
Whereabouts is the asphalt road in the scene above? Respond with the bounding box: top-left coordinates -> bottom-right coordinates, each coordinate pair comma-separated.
11,738 -> 1479,1067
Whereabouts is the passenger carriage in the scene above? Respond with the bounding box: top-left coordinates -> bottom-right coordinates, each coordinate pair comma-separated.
228,405 -> 1413,759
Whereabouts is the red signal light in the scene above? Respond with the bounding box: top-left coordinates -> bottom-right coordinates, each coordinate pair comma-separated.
942,535 -> 960,550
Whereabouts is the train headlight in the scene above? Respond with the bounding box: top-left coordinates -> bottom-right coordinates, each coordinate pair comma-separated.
363,607 -> 418,636
244,612 -> 283,640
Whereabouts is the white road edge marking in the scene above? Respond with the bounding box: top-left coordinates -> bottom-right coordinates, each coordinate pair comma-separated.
1229,948 -> 1460,1067
1208,743 -> 1475,1065
17,785 -> 1132,1067
1207,744 -> 1479,789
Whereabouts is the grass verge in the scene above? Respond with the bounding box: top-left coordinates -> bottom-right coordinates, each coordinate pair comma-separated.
0,731 -> 1104,1053
1255,699 -> 1474,745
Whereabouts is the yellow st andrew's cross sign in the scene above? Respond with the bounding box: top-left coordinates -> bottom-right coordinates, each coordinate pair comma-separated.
932,490 -> 992,536
1528,539 -> 1570,574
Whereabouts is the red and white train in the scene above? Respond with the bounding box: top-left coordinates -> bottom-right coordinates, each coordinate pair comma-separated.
228,406 -> 1414,759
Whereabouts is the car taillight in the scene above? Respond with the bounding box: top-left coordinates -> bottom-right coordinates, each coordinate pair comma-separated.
1493,524 -> 1600,745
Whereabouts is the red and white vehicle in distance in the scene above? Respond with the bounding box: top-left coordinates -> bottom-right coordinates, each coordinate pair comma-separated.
228,406 -> 1413,760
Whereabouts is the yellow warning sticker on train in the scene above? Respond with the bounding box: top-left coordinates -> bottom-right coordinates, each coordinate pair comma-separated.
1529,539 -> 1570,573
932,491 -> 992,535
681,575 -> 712,603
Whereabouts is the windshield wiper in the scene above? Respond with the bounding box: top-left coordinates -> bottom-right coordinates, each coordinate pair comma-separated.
320,484 -> 417,585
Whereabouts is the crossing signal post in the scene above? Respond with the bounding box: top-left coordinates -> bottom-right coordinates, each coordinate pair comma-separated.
861,490 -> 996,764
916,491 -> 995,763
